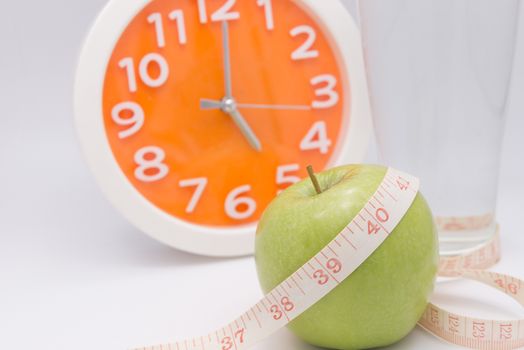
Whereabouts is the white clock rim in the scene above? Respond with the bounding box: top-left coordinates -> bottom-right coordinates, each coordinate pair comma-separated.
74,0 -> 371,257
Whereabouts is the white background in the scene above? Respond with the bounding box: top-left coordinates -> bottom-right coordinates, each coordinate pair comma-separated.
0,1 -> 523,349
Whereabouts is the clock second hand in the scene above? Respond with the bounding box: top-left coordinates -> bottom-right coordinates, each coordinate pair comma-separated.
200,98 -> 312,111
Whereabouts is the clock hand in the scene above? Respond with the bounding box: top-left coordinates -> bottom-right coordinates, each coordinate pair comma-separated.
200,98 -> 311,111
219,21 -> 262,152
228,107 -> 263,152
236,102 -> 312,111
200,97 -> 262,150
200,98 -> 224,110
222,21 -> 233,98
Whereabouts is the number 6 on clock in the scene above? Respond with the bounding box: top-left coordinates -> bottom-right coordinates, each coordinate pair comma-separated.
75,0 -> 371,256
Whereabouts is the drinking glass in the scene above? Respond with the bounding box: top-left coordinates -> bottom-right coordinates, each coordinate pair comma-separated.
358,0 -> 520,256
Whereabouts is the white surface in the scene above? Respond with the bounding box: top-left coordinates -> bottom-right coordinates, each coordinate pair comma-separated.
0,1 -> 523,349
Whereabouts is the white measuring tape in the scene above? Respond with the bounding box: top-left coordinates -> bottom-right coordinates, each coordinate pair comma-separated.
423,232 -> 524,349
135,168 -> 524,350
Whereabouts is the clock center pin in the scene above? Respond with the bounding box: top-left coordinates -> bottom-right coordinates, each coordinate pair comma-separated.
221,97 -> 237,114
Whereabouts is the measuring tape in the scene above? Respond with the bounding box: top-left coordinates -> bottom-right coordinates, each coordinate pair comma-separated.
134,168 -> 524,350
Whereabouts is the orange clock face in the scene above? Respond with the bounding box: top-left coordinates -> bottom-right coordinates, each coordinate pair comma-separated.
103,0 -> 348,228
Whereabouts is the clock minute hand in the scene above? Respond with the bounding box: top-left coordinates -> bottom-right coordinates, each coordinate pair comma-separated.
222,21 -> 233,98
219,21 -> 262,152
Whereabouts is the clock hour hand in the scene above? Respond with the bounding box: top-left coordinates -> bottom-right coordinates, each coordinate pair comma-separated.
228,108 -> 262,152
200,98 -> 311,111
200,98 -> 262,151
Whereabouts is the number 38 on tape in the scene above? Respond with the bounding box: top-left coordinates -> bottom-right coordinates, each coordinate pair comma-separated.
135,168 -> 524,350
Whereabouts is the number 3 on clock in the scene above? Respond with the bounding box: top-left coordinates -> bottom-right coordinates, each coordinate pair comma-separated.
76,0 -> 370,255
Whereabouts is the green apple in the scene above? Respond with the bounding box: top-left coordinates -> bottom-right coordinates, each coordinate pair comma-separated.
255,164 -> 438,349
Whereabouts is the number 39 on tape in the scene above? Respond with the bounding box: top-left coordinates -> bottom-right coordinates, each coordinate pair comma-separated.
134,168 -> 524,350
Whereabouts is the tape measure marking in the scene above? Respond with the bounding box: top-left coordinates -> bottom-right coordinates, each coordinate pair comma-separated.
419,269 -> 524,349
438,232 -> 501,277
134,168 -> 418,350
134,169 -> 524,350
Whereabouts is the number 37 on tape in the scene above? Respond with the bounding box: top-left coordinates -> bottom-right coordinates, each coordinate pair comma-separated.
134,169 -> 524,350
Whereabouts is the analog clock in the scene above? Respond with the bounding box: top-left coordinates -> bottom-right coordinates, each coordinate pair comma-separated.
75,0 -> 371,257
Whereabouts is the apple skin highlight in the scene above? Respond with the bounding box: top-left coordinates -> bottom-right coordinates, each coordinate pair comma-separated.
255,165 -> 439,349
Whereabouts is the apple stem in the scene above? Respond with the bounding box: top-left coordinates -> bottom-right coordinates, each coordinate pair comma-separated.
307,165 -> 323,195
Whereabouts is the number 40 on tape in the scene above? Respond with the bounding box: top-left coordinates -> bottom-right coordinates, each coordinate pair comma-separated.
135,168 -> 524,350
